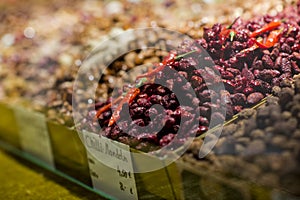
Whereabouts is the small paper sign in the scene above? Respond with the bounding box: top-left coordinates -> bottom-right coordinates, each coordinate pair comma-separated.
14,107 -> 55,168
83,130 -> 138,200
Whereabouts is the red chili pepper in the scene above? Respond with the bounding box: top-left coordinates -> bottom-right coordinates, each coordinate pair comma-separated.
108,88 -> 140,126
219,28 -> 231,44
162,52 -> 177,66
239,43 -> 259,54
94,96 -> 123,120
137,50 -> 199,79
253,29 -> 282,49
136,62 -> 165,79
250,21 -> 281,38
219,28 -> 237,44
264,29 -> 282,47
253,40 -> 268,49
219,17 -> 240,44
239,28 -> 282,55
136,52 -> 176,79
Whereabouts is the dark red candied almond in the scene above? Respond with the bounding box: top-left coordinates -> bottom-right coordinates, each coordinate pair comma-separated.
281,43 -> 292,54
214,65 -> 225,73
194,83 -> 208,94
258,69 -> 281,82
234,77 -> 248,93
230,93 -> 247,106
221,71 -> 234,79
222,79 -> 236,93
249,79 -> 271,93
242,68 -> 255,80
247,92 -> 264,105
159,133 -> 176,146
220,90 -> 232,104
291,43 -> 300,51
199,106 -> 210,118
199,116 -> 209,126
190,75 -> 203,87
252,59 -> 264,70
243,87 -> 254,95
291,52 -> 300,61
291,61 -> 300,74
281,57 -> 292,74
262,54 -> 274,68
270,48 -> 280,60
233,105 -> 243,113
136,133 -> 159,144
197,126 -> 208,136
226,67 -> 241,76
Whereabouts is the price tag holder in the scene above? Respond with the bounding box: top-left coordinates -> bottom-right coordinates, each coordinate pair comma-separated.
14,106 -> 55,168
83,130 -> 138,200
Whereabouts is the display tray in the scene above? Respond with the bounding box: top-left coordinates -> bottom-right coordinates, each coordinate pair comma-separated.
1,101 -> 299,200
1,1 -> 300,199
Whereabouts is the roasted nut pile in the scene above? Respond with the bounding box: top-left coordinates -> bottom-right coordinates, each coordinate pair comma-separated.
184,76 -> 300,195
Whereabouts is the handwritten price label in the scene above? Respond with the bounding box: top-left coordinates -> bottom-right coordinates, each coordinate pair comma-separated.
83,130 -> 138,200
14,107 -> 55,168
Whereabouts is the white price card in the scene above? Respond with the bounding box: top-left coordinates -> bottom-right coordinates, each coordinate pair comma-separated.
83,130 -> 138,200
14,107 -> 55,168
